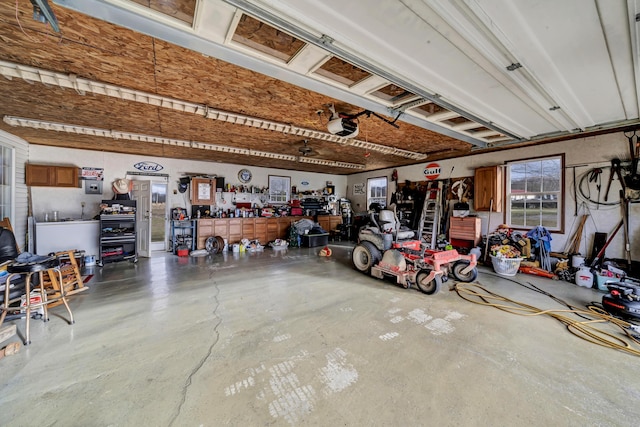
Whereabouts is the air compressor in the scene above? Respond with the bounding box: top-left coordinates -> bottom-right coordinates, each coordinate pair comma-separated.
602,280 -> 640,320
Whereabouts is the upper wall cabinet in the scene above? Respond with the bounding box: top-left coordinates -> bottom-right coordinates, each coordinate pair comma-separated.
474,166 -> 502,212
26,164 -> 80,187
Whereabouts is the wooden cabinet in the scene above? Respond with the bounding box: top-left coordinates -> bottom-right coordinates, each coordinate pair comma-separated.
196,219 -> 214,249
317,214 -> 343,232
195,216 -> 310,249
26,164 -> 79,187
214,220 -> 228,241
228,219 -> 242,243
449,216 -> 482,248
242,220 -> 255,240
474,166 -> 502,212
266,219 -> 279,243
191,178 -> 214,205
254,218 -> 268,243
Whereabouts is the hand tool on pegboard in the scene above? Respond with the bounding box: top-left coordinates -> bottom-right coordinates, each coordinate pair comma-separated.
588,168 -> 602,208
620,190 -> 632,265
604,158 -> 625,202
624,129 -> 640,190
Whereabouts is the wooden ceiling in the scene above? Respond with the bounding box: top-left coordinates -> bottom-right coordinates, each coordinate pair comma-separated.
0,1 -> 478,175
8,0 -> 634,174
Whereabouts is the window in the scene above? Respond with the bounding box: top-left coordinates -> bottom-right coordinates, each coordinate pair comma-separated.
367,176 -> 387,209
268,175 -> 290,205
506,155 -> 563,231
0,144 -> 14,220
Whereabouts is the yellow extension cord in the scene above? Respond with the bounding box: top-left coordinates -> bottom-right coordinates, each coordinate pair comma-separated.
453,281 -> 640,357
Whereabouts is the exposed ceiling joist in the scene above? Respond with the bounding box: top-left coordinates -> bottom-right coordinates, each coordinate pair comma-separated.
3,116 -> 367,169
0,60 -> 426,160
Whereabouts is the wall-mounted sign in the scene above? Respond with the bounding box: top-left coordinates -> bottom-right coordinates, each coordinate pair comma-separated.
134,161 -> 164,172
423,162 -> 441,180
81,167 -> 104,181
353,183 -> 366,195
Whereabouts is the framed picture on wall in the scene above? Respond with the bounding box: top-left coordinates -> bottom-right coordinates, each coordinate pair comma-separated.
268,175 -> 290,204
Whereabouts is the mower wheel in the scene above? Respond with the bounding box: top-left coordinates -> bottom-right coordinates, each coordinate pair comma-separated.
416,270 -> 441,295
452,261 -> 478,282
352,241 -> 381,274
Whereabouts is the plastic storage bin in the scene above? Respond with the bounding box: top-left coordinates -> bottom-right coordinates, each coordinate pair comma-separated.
490,255 -> 523,276
302,233 -> 329,248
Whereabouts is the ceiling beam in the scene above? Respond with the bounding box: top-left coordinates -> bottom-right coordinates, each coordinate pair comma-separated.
2,116 -> 368,170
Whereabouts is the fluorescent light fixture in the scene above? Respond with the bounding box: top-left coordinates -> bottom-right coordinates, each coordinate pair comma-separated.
3,116 -> 366,170
0,60 -> 426,160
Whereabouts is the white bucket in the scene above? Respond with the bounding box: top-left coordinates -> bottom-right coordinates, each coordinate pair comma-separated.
575,267 -> 593,288
84,255 -> 96,266
232,244 -> 240,253
571,254 -> 585,268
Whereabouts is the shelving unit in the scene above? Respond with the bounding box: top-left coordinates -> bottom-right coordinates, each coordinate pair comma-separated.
98,200 -> 137,266
171,220 -> 196,253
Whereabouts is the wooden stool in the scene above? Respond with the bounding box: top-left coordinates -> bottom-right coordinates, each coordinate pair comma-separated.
0,256 -> 74,345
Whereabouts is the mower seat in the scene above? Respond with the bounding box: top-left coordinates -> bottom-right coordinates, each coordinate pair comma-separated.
379,210 -> 415,240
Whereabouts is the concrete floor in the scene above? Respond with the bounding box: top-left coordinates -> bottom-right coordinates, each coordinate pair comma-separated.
1,243 -> 640,426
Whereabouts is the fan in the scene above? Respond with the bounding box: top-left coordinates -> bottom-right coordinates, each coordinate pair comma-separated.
298,140 -> 319,157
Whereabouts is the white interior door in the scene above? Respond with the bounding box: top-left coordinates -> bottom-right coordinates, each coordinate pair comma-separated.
132,180 -> 151,258
150,182 -> 168,252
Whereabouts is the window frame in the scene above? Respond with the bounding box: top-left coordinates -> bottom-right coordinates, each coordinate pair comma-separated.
268,175 -> 291,205
505,153 -> 565,233
367,176 -> 388,209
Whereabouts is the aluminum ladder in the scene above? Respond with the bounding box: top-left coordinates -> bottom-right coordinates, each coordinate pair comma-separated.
417,180 -> 443,249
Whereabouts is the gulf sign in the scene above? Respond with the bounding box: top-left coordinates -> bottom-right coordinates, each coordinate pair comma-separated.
423,162 -> 441,180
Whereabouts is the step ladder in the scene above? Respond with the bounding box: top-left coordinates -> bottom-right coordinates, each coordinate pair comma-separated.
417,181 -> 443,249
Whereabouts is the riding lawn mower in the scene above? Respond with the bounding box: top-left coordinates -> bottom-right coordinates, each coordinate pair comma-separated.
351,206 -> 478,295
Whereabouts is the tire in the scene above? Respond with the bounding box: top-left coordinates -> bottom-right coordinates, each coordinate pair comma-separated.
416,270 -> 441,295
205,236 -> 218,253
352,241 -> 381,274
452,261 -> 478,282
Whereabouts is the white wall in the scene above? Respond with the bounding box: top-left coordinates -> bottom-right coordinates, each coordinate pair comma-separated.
27,146 -> 347,220
21,132 -> 640,261
347,132 -> 638,261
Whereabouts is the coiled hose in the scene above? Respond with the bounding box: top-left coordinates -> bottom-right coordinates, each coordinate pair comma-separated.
453,279 -> 640,357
